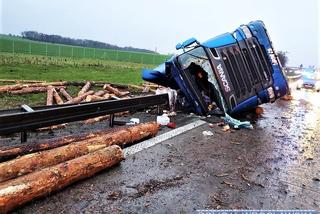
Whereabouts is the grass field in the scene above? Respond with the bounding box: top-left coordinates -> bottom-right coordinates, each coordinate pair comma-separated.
0,35 -> 170,65
0,53 -> 160,109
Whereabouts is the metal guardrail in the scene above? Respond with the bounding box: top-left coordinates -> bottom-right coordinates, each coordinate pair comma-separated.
0,94 -> 169,140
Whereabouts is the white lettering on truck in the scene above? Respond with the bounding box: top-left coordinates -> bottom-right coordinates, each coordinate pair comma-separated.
217,64 -> 231,92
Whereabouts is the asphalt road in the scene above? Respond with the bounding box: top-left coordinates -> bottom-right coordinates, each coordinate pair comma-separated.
15,88 -> 320,213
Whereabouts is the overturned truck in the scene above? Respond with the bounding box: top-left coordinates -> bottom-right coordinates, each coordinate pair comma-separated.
142,20 -> 289,116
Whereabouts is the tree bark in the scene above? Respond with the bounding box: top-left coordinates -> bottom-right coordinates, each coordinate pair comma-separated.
85,95 -> 106,102
0,122 -> 158,182
78,81 -> 91,96
94,90 -> 106,96
103,84 -> 130,97
59,88 -> 73,101
0,145 -> 123,213
53,88 -> 64,104
0,79 -> 44,84
0,82 -> 67,93
83,111 -> 129,125
46,86 -> 54,106
0,128 -> 113,160
64,90 -> 94,104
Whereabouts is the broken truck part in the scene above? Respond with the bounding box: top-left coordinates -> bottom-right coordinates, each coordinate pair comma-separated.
142,20 -> 289,116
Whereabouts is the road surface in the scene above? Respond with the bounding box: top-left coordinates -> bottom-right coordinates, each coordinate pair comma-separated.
16,88 -> 320,213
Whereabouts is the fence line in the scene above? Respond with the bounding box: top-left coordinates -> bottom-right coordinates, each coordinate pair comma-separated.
0,37 -> 169,65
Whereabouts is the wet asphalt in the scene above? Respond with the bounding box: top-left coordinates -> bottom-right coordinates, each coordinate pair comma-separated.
11,88 -> 320,213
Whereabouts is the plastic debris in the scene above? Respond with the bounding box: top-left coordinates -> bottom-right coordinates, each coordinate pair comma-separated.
156,87 -> 177,111
202,130 -> 214,136
125,118 -> 140,125
157,114 -> 170,126
222,113 -> 253,129
167,122 -> 176,129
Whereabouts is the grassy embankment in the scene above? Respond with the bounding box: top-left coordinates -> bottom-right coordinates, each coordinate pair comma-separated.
0,53 -> 157,109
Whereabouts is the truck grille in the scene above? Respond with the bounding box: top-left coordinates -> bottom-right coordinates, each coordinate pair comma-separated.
215,37 -> 273,100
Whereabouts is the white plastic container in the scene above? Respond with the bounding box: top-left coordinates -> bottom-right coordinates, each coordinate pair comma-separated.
157,114 -> 170,126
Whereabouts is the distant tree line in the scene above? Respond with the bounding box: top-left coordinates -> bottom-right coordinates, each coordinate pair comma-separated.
21,31 -> 157,54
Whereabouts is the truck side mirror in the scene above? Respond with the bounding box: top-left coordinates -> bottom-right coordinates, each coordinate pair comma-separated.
176,43 -> 182,50
182,37 -> 198,48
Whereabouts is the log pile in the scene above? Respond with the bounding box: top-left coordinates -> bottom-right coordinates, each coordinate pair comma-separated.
0,122 -> 159,213
0,80 -> 154,106
0,80 -> 158,129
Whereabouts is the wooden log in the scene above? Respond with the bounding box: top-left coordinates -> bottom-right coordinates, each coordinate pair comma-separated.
0,128 -> 114,160
59,88 -> 73,101
9,86 -> 65,95
78,81 -> 91,96
46,86 -> 54,106
36,123 -> 67,132
52,88 -> 64,105
0,79 -> 44,84
103,84 -> 130,97
94,90 -> 106,96
0,82 -> 67,93
103,93 -> 112,99
0,145 -> 123,213
64,90 -> 94,104
85,95 -> 106,102
0,122 -> 158,182
83,111 -> 129,125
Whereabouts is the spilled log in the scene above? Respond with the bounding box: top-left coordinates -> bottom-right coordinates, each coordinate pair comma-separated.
59,88 -> 73,101
0,122 -> 158,182
83,111 -> 129,125
52,88 -> 64,105
0,82 -> 67,93
46,86 -> 54,106
0,145 -> 124,213
85,95 -> 107,102
78,81 -> 91,96
94,90 -> 106,96
64,90 -> 94,104
103,84 -> 130,97
0,129 -> 112,160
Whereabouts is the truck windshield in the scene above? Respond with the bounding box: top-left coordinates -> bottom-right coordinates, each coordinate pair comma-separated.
177,47 -> 209,69
177,47 -> 228,113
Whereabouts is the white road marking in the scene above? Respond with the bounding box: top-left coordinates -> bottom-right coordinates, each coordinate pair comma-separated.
124,120 -> 206,157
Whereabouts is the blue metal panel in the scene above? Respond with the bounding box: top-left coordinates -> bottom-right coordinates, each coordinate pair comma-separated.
202,33 -> 237,48
230,95 -> 259,114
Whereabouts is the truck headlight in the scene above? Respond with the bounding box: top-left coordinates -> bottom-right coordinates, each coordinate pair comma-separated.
240,26 -> 252,38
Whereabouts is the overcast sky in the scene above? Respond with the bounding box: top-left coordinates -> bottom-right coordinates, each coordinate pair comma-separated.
1,0 -> 319,67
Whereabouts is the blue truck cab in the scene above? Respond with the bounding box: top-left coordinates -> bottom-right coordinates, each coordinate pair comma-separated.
142,20 -> 289,115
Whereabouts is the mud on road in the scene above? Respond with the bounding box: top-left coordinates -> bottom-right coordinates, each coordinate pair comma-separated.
12,89 -> 320,213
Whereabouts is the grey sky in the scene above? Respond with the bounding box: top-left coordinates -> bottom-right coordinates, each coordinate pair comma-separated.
1,0 -> 319,67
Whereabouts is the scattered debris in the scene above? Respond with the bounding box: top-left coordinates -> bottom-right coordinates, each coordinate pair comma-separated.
255,106 -> 264,115
222,125 -> 230,132
241,174 -> 265,188
157,114 -> 170,126
214,173 -> 229,177
281,94 -> 293,101
202,130 -> 214,136
222,113 -> 253,130
167,122 -> 176,129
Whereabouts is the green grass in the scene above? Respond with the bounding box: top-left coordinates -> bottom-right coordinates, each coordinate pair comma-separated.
0,35 -> 170,65
0,53 -> 159,109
